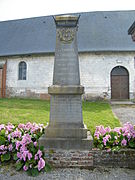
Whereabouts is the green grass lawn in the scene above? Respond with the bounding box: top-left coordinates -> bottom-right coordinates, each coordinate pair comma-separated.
0,98 -> 120,135
83,101 -> 120,135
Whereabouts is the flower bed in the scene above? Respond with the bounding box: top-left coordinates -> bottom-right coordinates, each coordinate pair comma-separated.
0,121 -> 134,175
94,122 -> 135,151
0,122 -> 51,176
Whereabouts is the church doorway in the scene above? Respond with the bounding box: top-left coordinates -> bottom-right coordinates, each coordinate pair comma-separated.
111,66 -> 129,100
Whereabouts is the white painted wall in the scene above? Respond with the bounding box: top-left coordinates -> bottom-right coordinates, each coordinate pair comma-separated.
0,51 -> 135,99
79,52 -> 135,99
5,55 -> 54,97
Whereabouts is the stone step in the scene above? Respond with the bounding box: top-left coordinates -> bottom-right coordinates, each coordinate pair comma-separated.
45,126 -> 88,138
39,133 -> 93,150
110,101 -> 135,105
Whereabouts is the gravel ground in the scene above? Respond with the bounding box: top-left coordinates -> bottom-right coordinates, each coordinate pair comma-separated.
0,166 -> 135,180
111,105 -> 135,125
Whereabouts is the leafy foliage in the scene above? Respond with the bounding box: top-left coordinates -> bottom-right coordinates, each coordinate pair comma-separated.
1,153 -> 11,162
94,122 -> 135,151
0,122 -> 51,176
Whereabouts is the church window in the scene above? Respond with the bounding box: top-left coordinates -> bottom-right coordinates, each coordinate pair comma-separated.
18,61 -> 27,80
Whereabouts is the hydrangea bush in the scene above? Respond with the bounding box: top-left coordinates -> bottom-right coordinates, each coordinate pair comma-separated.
0,122 -> 51,176
94,122 -> 135,151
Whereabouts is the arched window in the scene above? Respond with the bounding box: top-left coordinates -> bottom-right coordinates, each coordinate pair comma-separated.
18,61 -> 27,80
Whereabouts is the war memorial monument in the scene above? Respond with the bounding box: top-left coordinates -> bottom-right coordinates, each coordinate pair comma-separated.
39,15 -> 93,150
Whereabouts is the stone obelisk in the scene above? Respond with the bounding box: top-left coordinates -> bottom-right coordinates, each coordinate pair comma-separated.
39,15 -> 93,150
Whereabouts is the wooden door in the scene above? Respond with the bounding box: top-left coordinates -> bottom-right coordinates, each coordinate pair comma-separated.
111,66 -> 129,100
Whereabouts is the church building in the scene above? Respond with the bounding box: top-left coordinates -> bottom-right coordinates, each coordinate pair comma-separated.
0,10 -> 135,100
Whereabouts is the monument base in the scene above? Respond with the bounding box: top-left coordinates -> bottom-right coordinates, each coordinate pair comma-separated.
38,131 -> 93,150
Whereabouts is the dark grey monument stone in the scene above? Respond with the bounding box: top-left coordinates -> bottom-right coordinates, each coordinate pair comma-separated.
39,15 -> 93,150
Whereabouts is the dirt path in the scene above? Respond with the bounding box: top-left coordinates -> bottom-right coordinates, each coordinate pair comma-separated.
111,104 -> 135,125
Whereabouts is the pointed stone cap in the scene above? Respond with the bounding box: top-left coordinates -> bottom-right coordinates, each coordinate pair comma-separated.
53,15 -> 80,27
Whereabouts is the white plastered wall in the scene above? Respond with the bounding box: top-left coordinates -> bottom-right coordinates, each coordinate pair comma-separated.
0,51 -> 134,99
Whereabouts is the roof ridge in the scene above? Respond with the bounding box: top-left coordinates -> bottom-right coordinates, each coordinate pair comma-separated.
0,10 -> 135,23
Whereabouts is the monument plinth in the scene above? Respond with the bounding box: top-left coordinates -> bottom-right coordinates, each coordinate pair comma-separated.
39,15 -> 93,150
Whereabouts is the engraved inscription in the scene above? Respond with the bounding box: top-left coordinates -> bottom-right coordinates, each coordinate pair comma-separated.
50,95 -> 82,123
57,28 -> 75,43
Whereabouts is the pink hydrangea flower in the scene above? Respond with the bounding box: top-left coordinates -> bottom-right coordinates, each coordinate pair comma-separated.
94,131 -> 100,139
18,123 -> 25,129
121,138 -> 127,146
25,122 -> 33,131
34,149 -> 42,160
8,144 -> 13,151
37,149 -> 42,158
0,122 -> 47,173
16,141 -> 21,150
34,154 -> 38,160
0,124 -> 5,131
8,134 -> 11,141
22,151 -> 29,161
20,145 -> 27,152
103,134 -> 111,146
0,145 -> 5,151
11,129 -> 22,138
105,126 -> 111,133
34,142 -> 37,147
22,134 -> 32,145
38,158 -> 45,171
28,152 -> 32,160
6,123 -> 14,132
113,127 -> 122,135
23,165 -> 28,171
30,124 -> 39,134
97,125 -> 106,136
17,152 -> 23,160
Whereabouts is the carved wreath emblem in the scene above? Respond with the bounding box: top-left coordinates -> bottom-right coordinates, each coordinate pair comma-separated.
57,28 -> 75,43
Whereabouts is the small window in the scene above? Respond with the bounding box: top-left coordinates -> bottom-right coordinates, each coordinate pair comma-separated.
18,61 -> 27,80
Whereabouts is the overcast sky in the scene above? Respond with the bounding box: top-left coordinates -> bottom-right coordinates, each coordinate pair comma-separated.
0,0 -> 134,21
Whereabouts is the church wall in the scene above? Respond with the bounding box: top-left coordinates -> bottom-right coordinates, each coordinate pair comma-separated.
0,51 -> 135,100
5,55 -> 54,99
79,52 -> 135,100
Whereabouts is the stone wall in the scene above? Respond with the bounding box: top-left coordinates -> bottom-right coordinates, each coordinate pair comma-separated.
0,51 -> 135,100
44,149 -> 135,169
